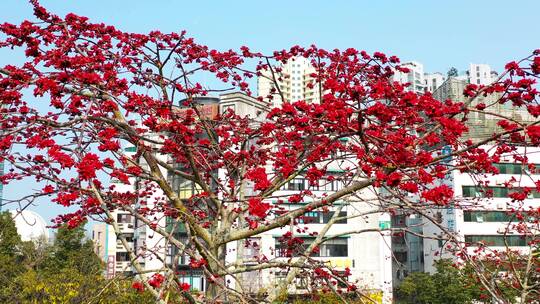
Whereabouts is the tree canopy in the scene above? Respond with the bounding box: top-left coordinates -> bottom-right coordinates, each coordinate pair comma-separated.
0,1 -> 539,303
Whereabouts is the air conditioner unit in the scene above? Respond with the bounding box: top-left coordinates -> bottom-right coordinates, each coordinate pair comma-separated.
496,202 -> 506,210
496,227 -> 506,234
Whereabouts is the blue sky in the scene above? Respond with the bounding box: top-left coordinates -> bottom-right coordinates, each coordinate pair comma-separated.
1,0 -> 539,226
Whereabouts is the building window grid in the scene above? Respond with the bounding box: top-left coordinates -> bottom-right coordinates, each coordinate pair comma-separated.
465,235 -> 529,247
275,238 -> 348,257
464,211 -> 516,222
492,163 -> 539,175
281,177 -> 344,192
462,186 -> 540,198
298,211 -> 347,224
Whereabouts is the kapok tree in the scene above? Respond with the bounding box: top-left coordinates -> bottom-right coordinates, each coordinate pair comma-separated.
1,1 -> 539,303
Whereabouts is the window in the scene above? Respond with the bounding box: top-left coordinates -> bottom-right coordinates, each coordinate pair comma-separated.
394,252 -> 407,263
286,178 -> 305,191
178,270 -> 205,291
167,237 -> 191,266
317,178 -> 344,192
117,214 -> 131,223
319,238 -> 348,257
321,211 -> 347,224
493,163 -> 539,175
392,234 -> 406,245
464,211 -> 515,222
299,211 -> 320,224
116,252 -> 130,262
165,217 -> 187,234
118,234 -> 133,242
281,177 -> 344,192
465,235 -> 529,247
462,186 -> 540,198
275,237 -> 348,257
173,175 -> 202,199
298,211 -> 347,224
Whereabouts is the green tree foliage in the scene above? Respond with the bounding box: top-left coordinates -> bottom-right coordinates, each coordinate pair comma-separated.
447,67 -> 459,77
42,224 -> 102,274
0,214 -> 156,303
0,211 -> 21,255
0,211 -> 26,302
396,260 -> 485,304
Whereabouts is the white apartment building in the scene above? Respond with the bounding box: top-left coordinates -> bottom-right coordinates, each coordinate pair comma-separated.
92,203 -> 136,278
392,61 -> 426,94
223,134 -> 393,298
92,146 -> 138,278
424,72 -> 446,93
257,57 -> 322,106
467,63 -> 496,86
423,146 -> 540,273
238,181 -> 394,301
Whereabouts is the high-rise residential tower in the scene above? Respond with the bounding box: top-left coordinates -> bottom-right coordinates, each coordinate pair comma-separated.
257,57 -> 322,106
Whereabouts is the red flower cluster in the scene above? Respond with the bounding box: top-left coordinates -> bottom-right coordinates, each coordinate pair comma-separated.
178,282 -> 191,292
421,185 -> 454,206
148,273 -> 165,288
76,153 -> 103,180
245,167 -> 271,191
131,281 -> 145,293
248,197 -> 271,219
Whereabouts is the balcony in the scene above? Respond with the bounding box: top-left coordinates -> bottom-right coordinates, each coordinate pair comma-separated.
117,222 -> 134,233
116,241 -> 134,251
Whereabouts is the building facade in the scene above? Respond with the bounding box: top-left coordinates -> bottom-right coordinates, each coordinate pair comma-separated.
424,72 -> 446,93
423,146 -> 540,273
235,173 -> 393,301
257,57 -> 322,106
467,63 -> 497,85
393,61 -> 427,94
433,65 -> 534,142
92,210 -> 136,278
392,62 -> 537,285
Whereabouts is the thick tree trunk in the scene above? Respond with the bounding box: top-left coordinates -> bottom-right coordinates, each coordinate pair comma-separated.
205,245 -> 227,302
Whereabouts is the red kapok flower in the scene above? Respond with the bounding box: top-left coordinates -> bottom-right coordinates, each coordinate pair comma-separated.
245,167 -> 271,191
76,153 -> 103,180
132,281 -> 145,293
248,197 -> 271,218
179,282 -> 191,292
148,273 -> 165,288
421,185 -> 454,206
